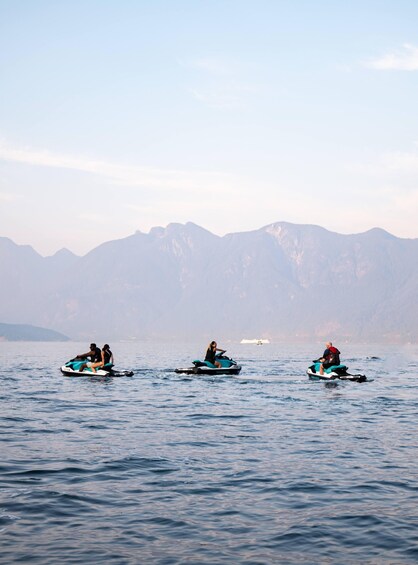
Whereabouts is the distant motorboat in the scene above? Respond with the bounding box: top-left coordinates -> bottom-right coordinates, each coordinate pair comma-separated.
240,338 -> 270,345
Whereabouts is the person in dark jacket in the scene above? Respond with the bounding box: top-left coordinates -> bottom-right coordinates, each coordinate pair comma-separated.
319,341 -> 341,375
77,343 -> 102,372
205,341 -> 226,368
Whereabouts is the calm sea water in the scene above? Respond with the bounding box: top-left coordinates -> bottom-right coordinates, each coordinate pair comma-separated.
1,341 -> 418,564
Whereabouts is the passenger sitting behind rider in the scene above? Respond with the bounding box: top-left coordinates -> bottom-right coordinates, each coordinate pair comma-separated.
318,341 -> 341,375
205,340 -> 226,368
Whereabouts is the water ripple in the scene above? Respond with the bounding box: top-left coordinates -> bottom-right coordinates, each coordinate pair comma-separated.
1,341 -> 417,564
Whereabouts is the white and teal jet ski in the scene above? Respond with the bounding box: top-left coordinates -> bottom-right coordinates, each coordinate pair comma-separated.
307,362 -> 366,382
175,352 -> 241,376
61,358 -> 134,377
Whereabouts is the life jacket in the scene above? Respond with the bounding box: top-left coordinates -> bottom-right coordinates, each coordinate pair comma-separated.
103,349 -> 112,365
91,347 -> 102,363
326,346 -> 340,365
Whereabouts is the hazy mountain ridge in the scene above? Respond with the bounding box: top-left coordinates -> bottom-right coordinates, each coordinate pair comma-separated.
0,222 -> 417,342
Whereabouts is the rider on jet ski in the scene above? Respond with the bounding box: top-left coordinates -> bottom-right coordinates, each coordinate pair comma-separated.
205,341 -> 226,368
318,342 -> 341,375
76,343 -> 102,372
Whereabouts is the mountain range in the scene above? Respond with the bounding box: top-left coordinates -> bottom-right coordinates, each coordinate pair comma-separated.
1,222 -> 417,342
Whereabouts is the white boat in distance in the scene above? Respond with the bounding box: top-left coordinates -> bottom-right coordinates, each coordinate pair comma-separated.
240,339 -> 270,345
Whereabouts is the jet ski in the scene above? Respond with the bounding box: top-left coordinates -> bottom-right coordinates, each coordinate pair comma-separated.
61,358 -> 134,377
175,352 -> 242,376
307,362 -> 367,382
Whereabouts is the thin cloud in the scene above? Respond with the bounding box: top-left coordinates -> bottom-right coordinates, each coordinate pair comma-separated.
191,82 -> 253,109
179,56 -> 232,75
78,212 -> 111,223
178,56 -> 236,75
179,55 -> 255,109
0,140 -> 237,193
371,144 -> 418,175
350,145 -> 418,181
383,149 -> 418,173
0,191 -> 21,202
365,43 -> 418,71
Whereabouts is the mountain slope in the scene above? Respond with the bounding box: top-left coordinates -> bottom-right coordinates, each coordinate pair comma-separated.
0,223 -> 416,341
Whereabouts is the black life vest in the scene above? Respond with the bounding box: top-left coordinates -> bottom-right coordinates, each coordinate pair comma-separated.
103,349 -> 112,365
91,347 -> 102,362
205,347 -> 216,364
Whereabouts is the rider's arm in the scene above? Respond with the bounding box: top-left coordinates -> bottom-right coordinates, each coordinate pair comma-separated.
77,351 -> 91,359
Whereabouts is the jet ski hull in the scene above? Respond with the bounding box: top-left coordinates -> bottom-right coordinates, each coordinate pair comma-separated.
61,360 -> 133,377
175,353 -> 241,376
307,363 -> 366,382
175,365 -> 242,376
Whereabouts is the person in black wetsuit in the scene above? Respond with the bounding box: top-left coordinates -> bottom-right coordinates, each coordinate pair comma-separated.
77,343 -> 102,372
205,341 -> 226,368
318,341 -> 341,375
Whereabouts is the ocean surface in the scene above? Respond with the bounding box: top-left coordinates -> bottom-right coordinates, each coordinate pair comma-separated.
1,341 -> 418,564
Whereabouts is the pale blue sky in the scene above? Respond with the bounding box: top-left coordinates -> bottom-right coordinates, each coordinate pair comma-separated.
1,0 -> 418,255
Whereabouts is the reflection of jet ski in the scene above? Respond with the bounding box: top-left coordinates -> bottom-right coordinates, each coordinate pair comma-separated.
175,353 -> 241,376
61,359 -> 134,377
307,362 -> 366,382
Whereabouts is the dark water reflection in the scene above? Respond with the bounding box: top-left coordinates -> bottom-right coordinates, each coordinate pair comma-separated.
1,341 -> 418,564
